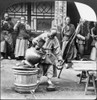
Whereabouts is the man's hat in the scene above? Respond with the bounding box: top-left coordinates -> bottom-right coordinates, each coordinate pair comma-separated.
50,27 -> 57,36
33,37 -> 45,48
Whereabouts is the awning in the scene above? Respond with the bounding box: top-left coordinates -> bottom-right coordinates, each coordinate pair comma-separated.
75,2 -> 97,22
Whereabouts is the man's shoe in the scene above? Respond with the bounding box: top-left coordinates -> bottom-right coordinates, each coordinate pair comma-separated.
46,84 -> 56,91
77,74 -> 81,77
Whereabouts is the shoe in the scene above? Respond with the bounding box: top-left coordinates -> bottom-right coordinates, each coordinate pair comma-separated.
46,84 -> 56,91
77,74 -> 81,77
16,57 -> 20,60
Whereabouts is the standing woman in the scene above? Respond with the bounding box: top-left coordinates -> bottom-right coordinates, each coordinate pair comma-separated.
14,17 -> 31,60
0,13 -> 14,59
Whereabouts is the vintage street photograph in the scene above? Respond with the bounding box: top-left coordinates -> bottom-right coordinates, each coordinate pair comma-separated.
0,0 -> 97,99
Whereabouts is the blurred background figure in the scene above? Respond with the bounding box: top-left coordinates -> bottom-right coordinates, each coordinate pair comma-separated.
76,18 -> 92,60
90,22 -> 97,60
14,16 -> 31,60
0,13 -> 14,59
76,18 -> 86,60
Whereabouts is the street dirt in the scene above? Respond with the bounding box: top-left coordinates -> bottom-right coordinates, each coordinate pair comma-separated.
0,59 -> 96,99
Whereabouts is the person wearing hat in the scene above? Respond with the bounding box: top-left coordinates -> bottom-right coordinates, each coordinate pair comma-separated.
39,28 -> 63,90
17,35 -> 55,89
18,37 -> 46,67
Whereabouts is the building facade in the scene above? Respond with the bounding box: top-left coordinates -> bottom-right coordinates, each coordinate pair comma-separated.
4,1 -> 68,32
1,0 -> 96,32
5,2 -> 55,32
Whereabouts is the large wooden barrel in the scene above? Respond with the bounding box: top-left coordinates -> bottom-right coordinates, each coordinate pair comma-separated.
13,65 -> 39,93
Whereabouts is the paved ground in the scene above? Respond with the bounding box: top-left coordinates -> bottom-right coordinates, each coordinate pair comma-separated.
0,59 -> 97,99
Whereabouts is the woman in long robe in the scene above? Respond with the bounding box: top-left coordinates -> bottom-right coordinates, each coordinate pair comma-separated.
0,13 -> 14,59
14,17 -> 31,60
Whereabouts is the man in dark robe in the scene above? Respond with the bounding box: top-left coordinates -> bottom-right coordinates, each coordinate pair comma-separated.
62,17 -> 77,62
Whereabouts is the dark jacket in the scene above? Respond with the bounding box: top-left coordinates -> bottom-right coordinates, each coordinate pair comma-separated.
15,23 -> 30,39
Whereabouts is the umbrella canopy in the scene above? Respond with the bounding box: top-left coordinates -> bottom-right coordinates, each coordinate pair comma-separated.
75,2 -> 97,22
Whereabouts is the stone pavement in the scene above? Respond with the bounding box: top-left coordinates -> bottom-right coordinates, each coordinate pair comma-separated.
0,59 -> 96,99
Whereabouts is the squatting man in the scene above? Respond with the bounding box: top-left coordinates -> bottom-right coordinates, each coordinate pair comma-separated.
18,28 -> 63,90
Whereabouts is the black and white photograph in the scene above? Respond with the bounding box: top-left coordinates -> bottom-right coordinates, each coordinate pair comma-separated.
0,0 -> 97,99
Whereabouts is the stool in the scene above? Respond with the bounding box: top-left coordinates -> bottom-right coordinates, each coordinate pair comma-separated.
79,71 -> 87,84
85,72 -> 96,95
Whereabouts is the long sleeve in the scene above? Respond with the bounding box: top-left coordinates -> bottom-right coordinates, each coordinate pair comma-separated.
1,20 -> 4,29
8,21 -> 14,32
53,37 -> 62,60
25,24 -> 31,36
25,24 -> 31,31
91,28 -> 94,37
14,22 -> 19,31
76,23 -> 85,40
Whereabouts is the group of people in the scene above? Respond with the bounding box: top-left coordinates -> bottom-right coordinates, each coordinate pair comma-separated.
0,13 -> 97,61
0,13 -> 97,90
60,17 -> 97,61
0,13 -> 31,60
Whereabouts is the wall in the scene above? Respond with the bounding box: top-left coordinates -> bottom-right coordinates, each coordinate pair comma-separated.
0,0 -> 97,19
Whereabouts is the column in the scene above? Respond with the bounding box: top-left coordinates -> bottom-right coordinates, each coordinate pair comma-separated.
27,3 -> 31,26
54,1 -> 67,27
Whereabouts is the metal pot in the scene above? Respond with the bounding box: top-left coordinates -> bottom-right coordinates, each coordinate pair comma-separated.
25,47 -> 43,65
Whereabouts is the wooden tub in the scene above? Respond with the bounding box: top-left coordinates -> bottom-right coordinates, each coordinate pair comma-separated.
13,65 -> 39,93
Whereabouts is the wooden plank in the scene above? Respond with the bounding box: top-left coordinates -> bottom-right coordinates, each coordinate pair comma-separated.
72,61 -> 97,71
